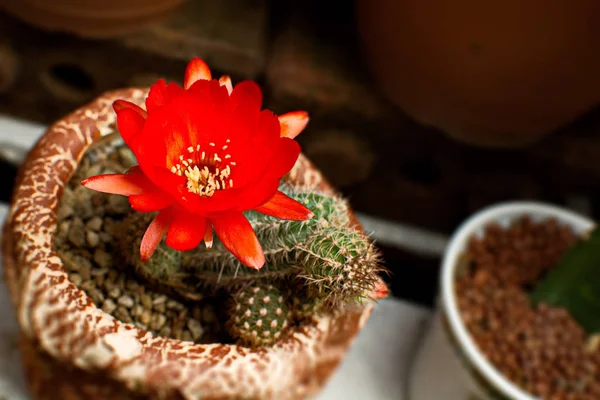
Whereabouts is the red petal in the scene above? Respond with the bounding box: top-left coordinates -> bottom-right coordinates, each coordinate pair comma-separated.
204,220 -> 214,248
129,191 -> 174,212
266,137 -> 300,178
184,58 -> 212,90
279,111 -> 309,139
254,191 -> 314,221
372,279 -> 390,300
146,79 -> 185,113
113,100 -> 147,119
81,173 -> 155,196
115,107 -> 145,149
231,178 -> 280,212
140,208 -> 174,262
218,75 -> 233,95
212,213 -> 265,269
165,211 -> 206,251
230,80 -> 262,109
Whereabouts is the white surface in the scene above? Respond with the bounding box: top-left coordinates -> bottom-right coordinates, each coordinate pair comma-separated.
441,202 -> 594,400
408,310 -> 481,400
0,114 -> 434,399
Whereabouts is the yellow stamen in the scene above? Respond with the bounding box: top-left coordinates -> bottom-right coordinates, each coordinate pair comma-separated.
171,141 -> 237,197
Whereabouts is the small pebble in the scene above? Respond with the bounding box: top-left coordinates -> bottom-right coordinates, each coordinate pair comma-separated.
86,216 -> 103,232
115,307 -> 132,324
94,249 -> 113,269
55,220 -> 71,247
152,314 -> 167,331
118,295 -> 135,309
159,326 -> 172,338
99,232 -> 113,243
69,273 -> 83,286
106,195 -> 130,214
94,274 -> 105,287
153,295 -> 167,305
88,288 -> 105,304
181,331 -> 193,342
68,217 -> 86,248
108,286 -> 121,299
80,280 -> 96,292
86,231 -> 100,248
140,310 -> 152,326
187,319 -> 204,341
167,300 -> 185,311
141,294 -> 153,310
57,203 -> 74,220
102,299 -> 117,314
73,187 -> 94,219
132,304 -> 144,318
90,267 -> 108,277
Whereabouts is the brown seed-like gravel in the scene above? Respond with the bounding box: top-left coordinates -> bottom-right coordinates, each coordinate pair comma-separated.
456,216 -> 600,400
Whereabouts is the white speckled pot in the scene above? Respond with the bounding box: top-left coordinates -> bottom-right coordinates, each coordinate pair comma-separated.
408,202 -> 594,400
1,89 -> 382,400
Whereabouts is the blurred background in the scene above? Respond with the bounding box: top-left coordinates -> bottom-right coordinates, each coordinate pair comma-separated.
0,0 -> 599,309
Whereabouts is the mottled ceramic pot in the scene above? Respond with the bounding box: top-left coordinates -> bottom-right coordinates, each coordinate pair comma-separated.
1,89 -> 381,400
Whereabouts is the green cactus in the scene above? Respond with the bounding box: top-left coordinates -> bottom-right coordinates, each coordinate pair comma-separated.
226,282 -> 293,347
115,185 -> 383,347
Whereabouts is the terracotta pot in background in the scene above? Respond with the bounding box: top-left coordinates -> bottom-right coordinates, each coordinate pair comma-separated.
356,0 -> 600,148
1,88 -> 381,400
2,0 -> 186,38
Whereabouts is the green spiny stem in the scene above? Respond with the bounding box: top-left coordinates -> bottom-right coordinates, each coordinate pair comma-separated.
118,187 -> 382,307
226,281 -> 293,347
118,189 -> 351,297
296,226 -> 383,306
181,189 -> 351,281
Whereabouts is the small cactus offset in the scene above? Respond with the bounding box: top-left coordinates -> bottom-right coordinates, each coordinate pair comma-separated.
226,283 -> 293,347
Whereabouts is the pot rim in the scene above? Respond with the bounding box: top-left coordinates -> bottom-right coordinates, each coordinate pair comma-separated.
441,201 -> 595,400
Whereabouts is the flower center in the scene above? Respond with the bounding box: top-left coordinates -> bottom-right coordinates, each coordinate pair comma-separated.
170,141 -> 236,197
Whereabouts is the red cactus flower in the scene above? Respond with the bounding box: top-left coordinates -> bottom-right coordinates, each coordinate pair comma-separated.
82,58 -> 313,270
